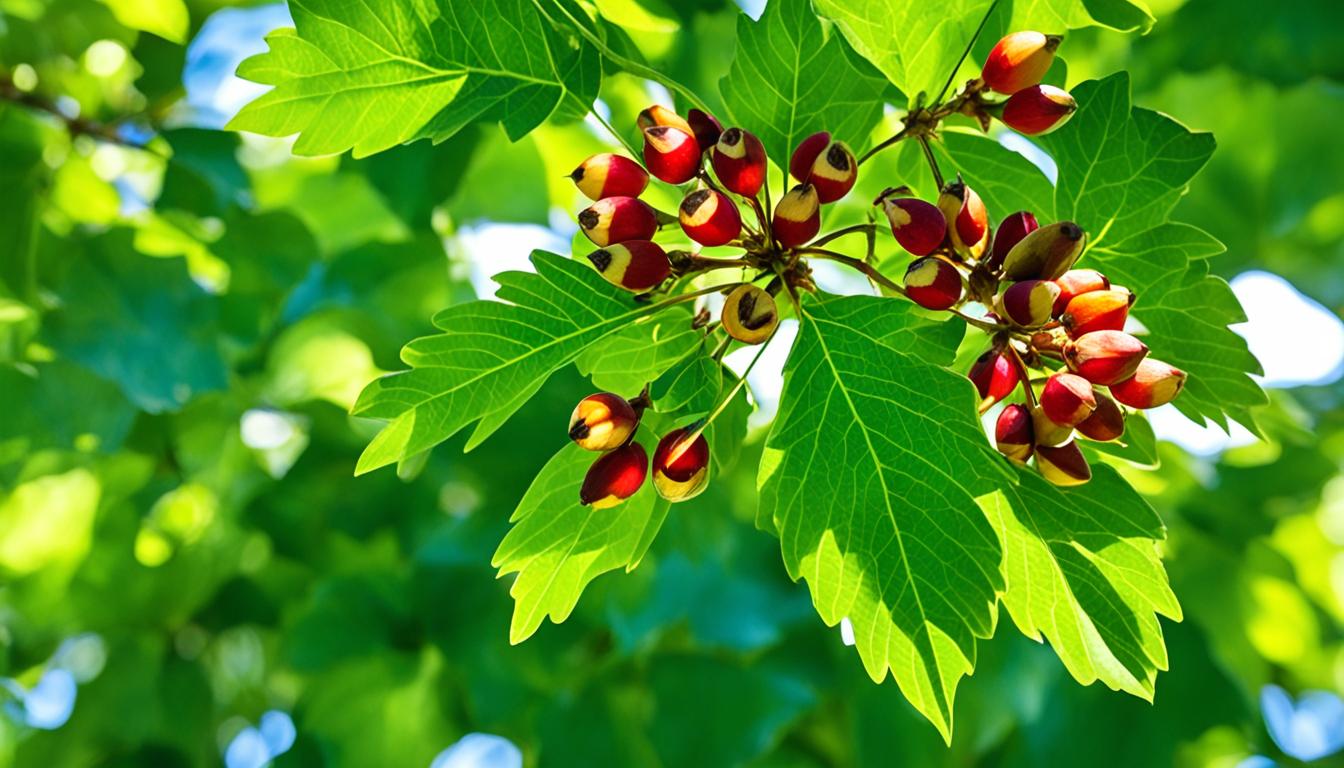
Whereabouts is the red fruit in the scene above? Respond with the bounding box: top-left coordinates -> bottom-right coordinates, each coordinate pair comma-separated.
686,108 -> 723,153
578,196 -> 657,247
904,257 -> 962,310
711,128 -> 768,197
586,240 -> 671,292
795,137 -> 857,203
1062,288 -> 1133,338
789,131 -> 831,184
679,189 -> 742,246
968,348 -> 1020,412
1031,405 -> 1074,447
1110,359 -> 1187,409
1064,330 -> 1149,385
1053,269 -> 1110,315
643,126 -> 701,184
1035,441 -> 1091,487
878,189 -> 946,256
1076,392 -> 1125,442
772,184 -> 821,247
1002,85 -> 1077,136
981,31 -> 1063,95
998,279 -> 1061,328
570,153 -> 649,201
937,179 -> 989,259
1040,372 -> 1096,428
988,211 -> 1038,272
996,403 -> 1034,464
569,393 -> 639,451
651,427 -> 711,502
580,443 -> 649,509
637,104 -> 692,135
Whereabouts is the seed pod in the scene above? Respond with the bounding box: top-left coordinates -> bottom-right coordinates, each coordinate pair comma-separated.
1031,405 -> 1074,447
1110,359 -> 1187,409
1064,330 -> 1149,385
652,427 -> 710,502
1076,392 -> 1125,442
1035,441 -> 1091,487
789,131 -> 832,184
988,211 -> 1038,272
1053,269 -> 1110,315
904,257 -> 963,310
580,443 -> 649,509
637,104 -> 693,135
643,126 -> 701,184
679,189 -> 742,246
997,279 -> 1062,328
722,284 -> 779,344
937,179 -> 989,260
569,393 -> 639,451
711,128 -> 768,197
1040,372 -> 1096,428
800,138 -> 857,203
877,189 -> 946,256
1001,221 -> 1086,281
570,153 -> 650,201
586,240 -> 671,292
686,108 -> 723,152
1062,288 -> 1133,338
981,31 -> 1063,95
1002,85 -> 1078,136
968,348 -> 1020,412
578,196 -> 658,247
772,184 -> 822,247
996,403 -> 1035,464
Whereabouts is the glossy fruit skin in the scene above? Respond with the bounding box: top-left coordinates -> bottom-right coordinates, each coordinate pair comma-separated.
1036,441 -> 1091,487
570,153 -> 650,201
798,138 -> 857,203
879,192 -> 946,256
998,279 -> 1061,327
789,132 -> 831,184
1064,330 -> 1149,385
988,211 -> 1038,271
1062,288 -> 1133,338
1001,221 -> 1086,281
686,108 -> 723,152
773,184 -> 821,247
904,257 -> 963,310
578,196 -> 658,247
996,403 -> 1034,464
938,180 -> 989,259
722,284 -> 778,345
968,348 -> 1020,411
981,31 -> 1063,94
637,104 -> 692,135
1110,359 -> 1187,409
643,126 -> 702,184
569,393 -> 638,451
580,443 -> 649,509
679,189 -> 742,246
1040,372 -> 1096,428
1053,269 -> 1110,315
711,128 -> 767,197
586,240 -> 671,292
652,427 -> 710,502
1002,85 -> 1078,136
1031,405 -> 1074,447
1076,392 -> 1125,441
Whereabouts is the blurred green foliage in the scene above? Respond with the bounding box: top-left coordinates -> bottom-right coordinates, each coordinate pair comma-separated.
0,0 -> 1341,766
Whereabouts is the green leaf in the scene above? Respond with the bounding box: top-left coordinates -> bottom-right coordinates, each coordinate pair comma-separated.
718,0 -> 888,163
352,251 -> 662,474
651,353 -> 724,414
756,294 -> 1008,740
935,130 -> 1054,220
99,0 -> 189,43
1038,73 -> 1216,248
1085,412 -> 1159,468
1091,223 -> 1266,431
575,306 -> 704,394
980,464 -> 1181,699
228,0 -> 601,158
492,442 -> 669,643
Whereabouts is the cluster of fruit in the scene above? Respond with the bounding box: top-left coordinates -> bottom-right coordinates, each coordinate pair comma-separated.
568,392 -> 710,507
978,31 -> 1077,136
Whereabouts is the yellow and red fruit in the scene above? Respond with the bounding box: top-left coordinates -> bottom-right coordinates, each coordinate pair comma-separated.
569,393 -> 639,451
652,427 -> 710,502
789,132 -> 857,203
1076,392 -> 1125,442
580,443 -> 649,509
998,279 -> 1062,327
570,153 -> 649,201
981,31 -> 1063,95
878,189 -> 946,256
711,128 -> 768,197
1053,269 -> 1110,315
1040,372 -> 1096,428
1031,404 -> 1074,447
1061,288 -> 1133,338
1035,441 -> 1091,487
578,196 -> 658,247
1002,85 -> 1077,136
722,284 -> 778,345
643,126 -> 701,184
586,241 -> 671,292
637,104 -> 692,135
938,179 -> 989,259
996,403 -> 1035,464
988,211 -> 1038,272
968,348 -> 1020,411
1064,330 -> 1149,386
904,257 -> 963,310
1001,220 -> 1086,281
686,108 -> 723,152
773,184 -> 822,247
679,189 -> 742,246
1110,359 -> 1187,409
